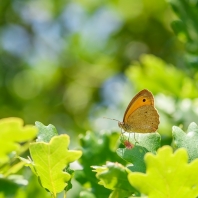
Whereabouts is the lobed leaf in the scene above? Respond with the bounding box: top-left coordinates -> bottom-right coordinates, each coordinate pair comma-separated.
126,54 -> 198,98
92,162 -> 138,197
120,132 -> 161,154
35,121 -> 58,143
24,134 -> 82,196
76,131 -> 123,197
128,146 -> 198,198
0,117 -> 37,164
117,132 -> 161,173
117,146 -> 148,173
173,122 -> 198,162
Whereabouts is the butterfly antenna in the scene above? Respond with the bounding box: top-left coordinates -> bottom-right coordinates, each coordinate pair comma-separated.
103,117 -> 120,122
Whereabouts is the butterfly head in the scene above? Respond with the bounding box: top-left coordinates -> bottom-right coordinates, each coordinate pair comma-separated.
118,121 -> 128,131
118,121 -> 123,128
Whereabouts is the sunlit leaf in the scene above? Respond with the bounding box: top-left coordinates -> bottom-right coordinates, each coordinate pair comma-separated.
3,161 -> 26,177
0,117 -> 37,164
23,134 -> 82,196
126,54 -> 198,98
120,132 -> 161,154
128,146 -> 198,198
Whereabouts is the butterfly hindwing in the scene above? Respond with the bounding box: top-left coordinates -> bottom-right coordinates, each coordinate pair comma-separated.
126,105 -> 159,133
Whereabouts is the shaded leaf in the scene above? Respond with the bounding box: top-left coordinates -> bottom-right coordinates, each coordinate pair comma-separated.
79,191 -> 97,198
117,132 -> 160,173
117,146 -> 148,173
76,131 -> 123,198
35,121 -> 58,143
92,162 -> 138,198
0,175 -> 28,197
173,122 -> 198,162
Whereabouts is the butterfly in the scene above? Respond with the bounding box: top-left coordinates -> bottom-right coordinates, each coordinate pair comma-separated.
105,89 -> 160,144
118,89 -> 159,133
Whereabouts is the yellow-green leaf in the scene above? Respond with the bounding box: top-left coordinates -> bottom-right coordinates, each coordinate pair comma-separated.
128,146 -> 198,198
0,117 -> 37,164
29,134 -> 82,196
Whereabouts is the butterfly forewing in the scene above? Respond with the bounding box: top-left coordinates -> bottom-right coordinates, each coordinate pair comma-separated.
119,89 -> 160,133
123,89 -> 154,123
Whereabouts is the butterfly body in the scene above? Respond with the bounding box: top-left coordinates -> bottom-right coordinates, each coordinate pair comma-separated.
118,89 -> 159,133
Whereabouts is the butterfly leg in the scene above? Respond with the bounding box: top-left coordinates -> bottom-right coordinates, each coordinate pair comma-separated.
120,128 -> 126,141
134,133 -> 139,144
125,132 -> 130,145
120,129 -> 125,142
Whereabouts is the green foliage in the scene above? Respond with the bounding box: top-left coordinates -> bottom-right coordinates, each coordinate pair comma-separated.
75,131 -> 123,198
0,176 -> 28,198
126,54 -> 198,98
0,117 -> 37,197
128,146 -> 198,198
117,132 -> 161,173
89,123 -> 198,197
0,117 -> 37,165
120,132 -> 161,153
173,122 -> 198,162
92,162 -> 138,198
117,145 -> 148,173
21,133 -> 82,197
35,121 -> 58,143
3,120 -> 198,197
1,0 -> 198,197
170,0 -> 198,55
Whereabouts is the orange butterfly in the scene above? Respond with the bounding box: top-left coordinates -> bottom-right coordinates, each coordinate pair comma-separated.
118,89 -> 159,133
105,89 -> 159,144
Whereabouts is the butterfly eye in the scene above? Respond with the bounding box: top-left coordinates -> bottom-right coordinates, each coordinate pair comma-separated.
143,98 -> 146,102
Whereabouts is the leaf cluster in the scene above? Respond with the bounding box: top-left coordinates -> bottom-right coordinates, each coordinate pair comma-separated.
92,122 -> 198,198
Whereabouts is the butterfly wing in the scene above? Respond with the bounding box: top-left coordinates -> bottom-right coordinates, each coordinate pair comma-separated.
123,89 -> 154,123
125,105 -> 160,133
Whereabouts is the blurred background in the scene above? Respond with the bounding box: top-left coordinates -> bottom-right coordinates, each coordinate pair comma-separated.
1,0 -> 198,197
1,0 -> 198,138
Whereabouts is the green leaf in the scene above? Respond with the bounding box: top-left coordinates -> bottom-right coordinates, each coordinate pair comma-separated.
3,161 -> 26,177
64,167 -> 74,192
169,0 -> 198,54
25,134 -> 82,196
128,146 -> 198,198
117,146 -> 148,173
76,130 -> 123,197
0,117 -> 37,164
126,54 -> 198,98
18,156 -> 37,175
79,191 -> 96,198
118,132 -> 158,173
92,162 -> 138,197
120,132 -> 161,154
171,20 -> 186,39
173,122 -> 198,162
35,121 -> 58,143
0,176 -> 27,197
